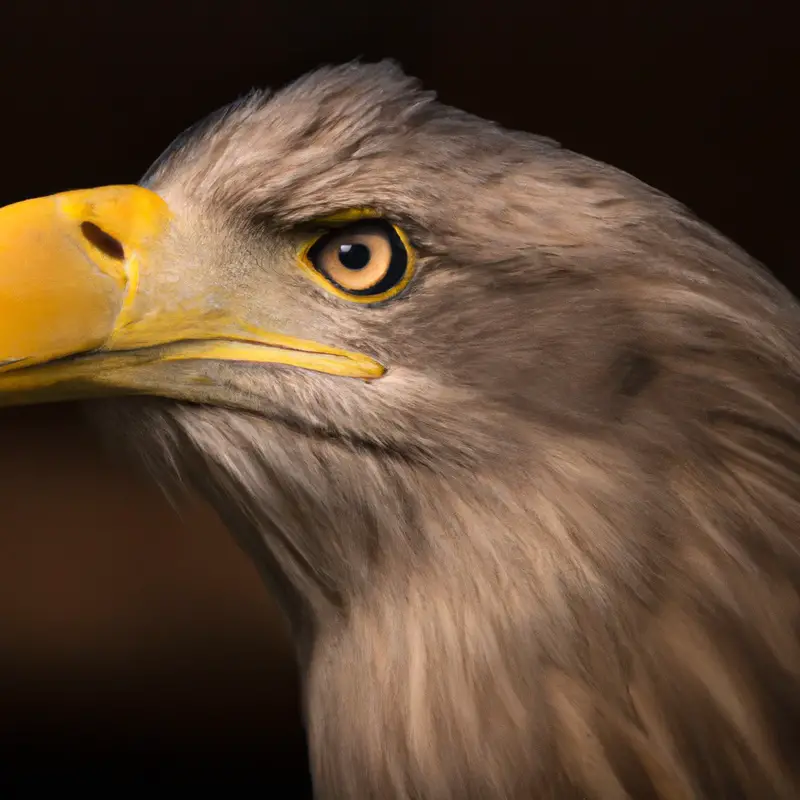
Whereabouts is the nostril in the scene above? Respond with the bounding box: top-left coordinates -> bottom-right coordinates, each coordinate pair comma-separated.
80,221 -> 125,261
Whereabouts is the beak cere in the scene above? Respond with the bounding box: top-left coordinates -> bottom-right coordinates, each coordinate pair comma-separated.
0,185 -> 384,408
0,186 -> 168,371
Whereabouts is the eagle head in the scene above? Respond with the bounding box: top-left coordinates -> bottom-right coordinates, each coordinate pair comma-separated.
0,62 -> 798,799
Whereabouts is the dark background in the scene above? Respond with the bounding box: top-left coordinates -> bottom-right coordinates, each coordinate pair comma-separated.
0,0 -> 795,794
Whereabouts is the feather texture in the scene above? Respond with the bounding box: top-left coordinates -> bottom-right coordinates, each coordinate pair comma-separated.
85,62 -> 800,798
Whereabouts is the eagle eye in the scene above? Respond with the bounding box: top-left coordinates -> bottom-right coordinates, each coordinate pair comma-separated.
299,218 -> 414,303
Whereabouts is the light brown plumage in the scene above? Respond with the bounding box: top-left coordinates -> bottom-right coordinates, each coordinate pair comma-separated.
20,62 -> 800,797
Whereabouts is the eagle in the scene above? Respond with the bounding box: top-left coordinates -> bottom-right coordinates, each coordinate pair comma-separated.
0,62 -> 798,799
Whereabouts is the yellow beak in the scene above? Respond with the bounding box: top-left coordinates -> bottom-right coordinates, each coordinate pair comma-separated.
0,185 -> 383,407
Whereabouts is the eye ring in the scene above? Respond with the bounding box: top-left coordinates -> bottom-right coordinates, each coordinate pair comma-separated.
298,218 -> 415,303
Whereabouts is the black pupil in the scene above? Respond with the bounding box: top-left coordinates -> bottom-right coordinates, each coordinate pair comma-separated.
338,242 -> 371,271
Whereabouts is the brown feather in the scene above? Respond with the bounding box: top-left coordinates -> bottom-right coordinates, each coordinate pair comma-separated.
87,62 -> 800,798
